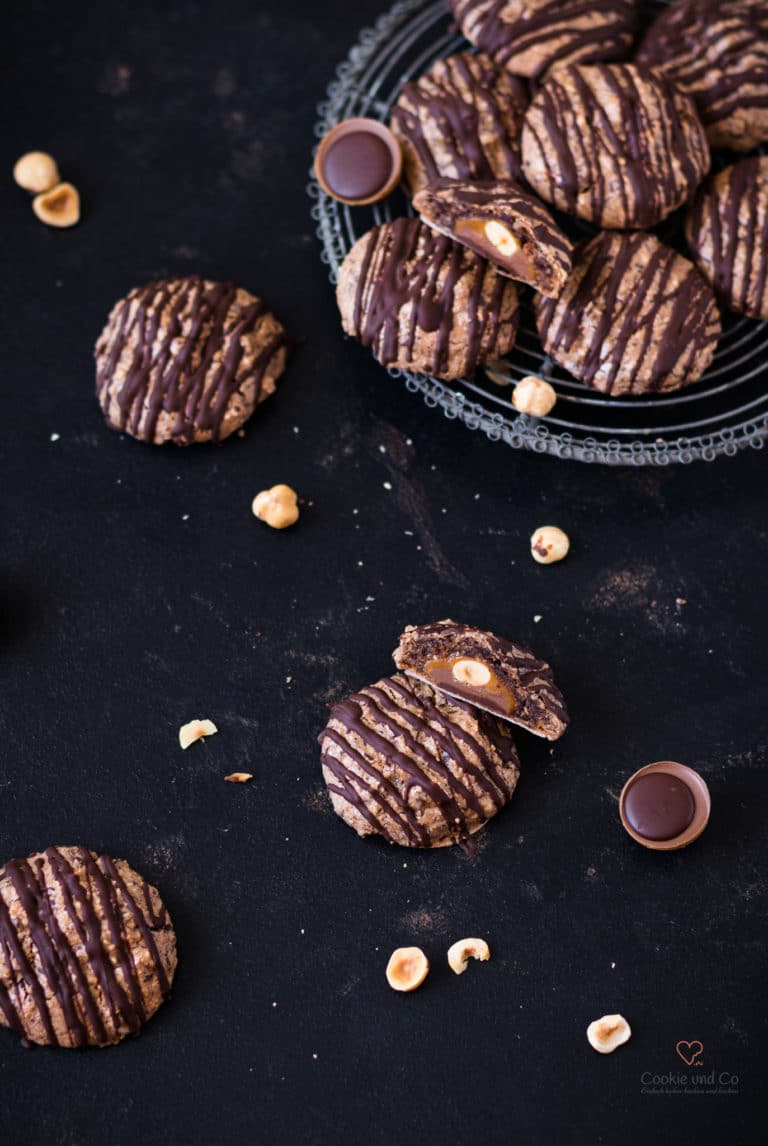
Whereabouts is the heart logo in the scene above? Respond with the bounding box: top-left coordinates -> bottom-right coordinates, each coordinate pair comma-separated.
676,1040 -> 704,1066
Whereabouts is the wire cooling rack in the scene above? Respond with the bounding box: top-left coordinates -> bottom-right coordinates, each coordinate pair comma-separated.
308,0 -> 768,465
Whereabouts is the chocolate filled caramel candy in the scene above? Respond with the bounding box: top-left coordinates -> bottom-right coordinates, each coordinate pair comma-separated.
413,178 -> 572,298
393,619 -> 568,741
619,761 -> 711,851
314,118 -> 402,206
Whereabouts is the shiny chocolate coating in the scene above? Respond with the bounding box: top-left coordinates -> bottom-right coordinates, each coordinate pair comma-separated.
623,772 -> 695,841
321,131 -> 394,200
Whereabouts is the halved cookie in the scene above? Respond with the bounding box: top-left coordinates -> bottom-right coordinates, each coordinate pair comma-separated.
413,178 -> 572,298
393,619 -> 569,741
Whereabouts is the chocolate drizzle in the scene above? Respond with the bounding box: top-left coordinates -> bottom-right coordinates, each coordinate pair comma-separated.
687,156 -> 768,320
535,231 -> 722,396
319,674 -> 519,850
521,63 -> 709,229
637,0 -> 768,151
341,217 -> 518,380
389,51 -> 527,194
449,0 -> 636,79
0,847 -> 174,1047
95,275 -> 288,445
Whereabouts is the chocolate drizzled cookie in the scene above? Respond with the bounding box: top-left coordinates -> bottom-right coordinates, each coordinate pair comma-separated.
449,0 -> 637,80
412,178 -> 572,298
521,63 -> 710,229
0,846 -> 177,1048
534,231 -> 722,396
686,156 -> 768,320
393,619 -> 569,741
95,275 -> 289,445
636,0 -> 768,152
389,51 -> 528,196
319,674 -> 520,850
336,217 -> 519,380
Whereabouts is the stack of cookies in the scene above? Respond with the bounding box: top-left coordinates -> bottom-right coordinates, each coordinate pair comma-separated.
335,0 -> 768,397
318,620 -> 569,852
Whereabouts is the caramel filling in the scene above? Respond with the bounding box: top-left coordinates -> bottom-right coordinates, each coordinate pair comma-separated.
423,657 -> 516,715
455,218 -> 539,282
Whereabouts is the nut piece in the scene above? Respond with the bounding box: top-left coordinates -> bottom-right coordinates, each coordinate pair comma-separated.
451,658 -> 492,687
224,772 -> 253,783
512,376 -> 557,417
484,219 -> 520,256
179,718 -> 218,749
385,946 -> 429,992
587,1013 -> 632,1054
252,484 -> 299,530
447,937 -> 491,975
32,182 -> 80,228
13,150 -> 60,193
530,525 -> 570,565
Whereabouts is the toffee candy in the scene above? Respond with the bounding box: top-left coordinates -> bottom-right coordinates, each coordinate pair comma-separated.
448,0 -> 637,81
412,178 -> 572,298
0,846 -> 177,1048
314,118 -> 402,206
636,0 -> 768,153
389,51 -> 528,196
534,231 -> 722,396
393,619 -> 569,741
95,275 -> 289,445
336,217 -> 520,381
521,63 -> 710,230
686,156 -> 768,321
619,762 -> 711,851
318,674 -> 520,851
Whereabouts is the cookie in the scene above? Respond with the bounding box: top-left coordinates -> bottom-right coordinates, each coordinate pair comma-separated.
389,51 -> 528,196
336,217 -> 520,380
95,275 -> 289,445
412,178 -> 572,298
534,231 -> 722,396
636,0 -> 768,153
686,156 -> 768,321
393,619 -> 569,741
521,63 -> 710,229
0,846 -> 176,1048
318,674 -> 520,851
448,0 -> 636,80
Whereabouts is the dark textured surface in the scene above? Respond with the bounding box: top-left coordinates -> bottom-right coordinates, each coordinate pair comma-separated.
1,3 -> 765,1144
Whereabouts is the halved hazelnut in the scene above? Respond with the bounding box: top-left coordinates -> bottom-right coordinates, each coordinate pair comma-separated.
484,219 -> 520,256
451,658 -> 492,687
32,182 -> 80,228
385,946 -> 429,992
447,937 -> 490,975
14,150 -> 60,193
179,718 -> 218,749
224,772 -> 253,783
586,1013 -> 632,1054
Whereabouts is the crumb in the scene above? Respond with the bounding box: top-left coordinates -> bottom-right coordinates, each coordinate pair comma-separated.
50,432 -> 60,442
383,481 -> 392,490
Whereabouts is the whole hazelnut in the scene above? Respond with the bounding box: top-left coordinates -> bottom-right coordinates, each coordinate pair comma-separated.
512,376 -> 557,417
252,484 -> 299,530
13,151 -> 60,194
530,525 -> 570,565
32,182 -> 80,228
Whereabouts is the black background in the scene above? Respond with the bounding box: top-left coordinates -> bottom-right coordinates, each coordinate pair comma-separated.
2,3 -> 766,1144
